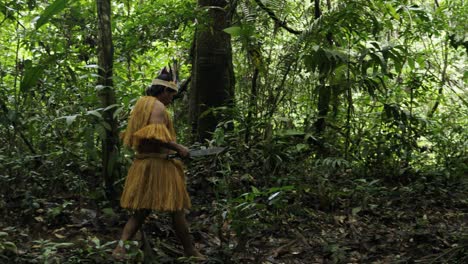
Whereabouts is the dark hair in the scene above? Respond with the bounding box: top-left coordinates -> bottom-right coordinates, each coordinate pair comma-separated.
145,72 -> 174,97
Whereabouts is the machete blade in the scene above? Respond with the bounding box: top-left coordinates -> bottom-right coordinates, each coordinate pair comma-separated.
189,147 -> 225,157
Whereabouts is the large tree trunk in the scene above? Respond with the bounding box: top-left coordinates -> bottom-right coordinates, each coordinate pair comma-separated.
189,0 -> 235,141
314,83 -> 331,133
312,0 -> 334,135
96,0 -> 119,200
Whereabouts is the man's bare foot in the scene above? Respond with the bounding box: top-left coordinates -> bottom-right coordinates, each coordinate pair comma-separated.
112,245 -> 127,261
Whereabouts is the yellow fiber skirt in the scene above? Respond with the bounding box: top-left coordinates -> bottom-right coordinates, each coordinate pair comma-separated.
120,157 -> 191,211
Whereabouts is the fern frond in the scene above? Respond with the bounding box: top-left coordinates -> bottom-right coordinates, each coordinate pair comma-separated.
240,1 -> 256,22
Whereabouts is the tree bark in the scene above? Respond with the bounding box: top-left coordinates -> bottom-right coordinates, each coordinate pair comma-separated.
312,0 -> 330,134
96,0 -> 119,200
245,68 -> 259,143
314,84 -> 331,133
428,38 -> 448,118
189,0 -> 235,141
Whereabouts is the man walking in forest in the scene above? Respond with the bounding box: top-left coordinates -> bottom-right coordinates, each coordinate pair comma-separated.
112,67 -> 204,260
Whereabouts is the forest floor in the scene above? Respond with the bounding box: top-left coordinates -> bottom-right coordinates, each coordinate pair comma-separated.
1,173 -> 467,263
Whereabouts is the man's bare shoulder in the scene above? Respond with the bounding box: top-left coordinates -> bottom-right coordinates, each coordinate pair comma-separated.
153,99 -> 166,112
150,99 -> 167,124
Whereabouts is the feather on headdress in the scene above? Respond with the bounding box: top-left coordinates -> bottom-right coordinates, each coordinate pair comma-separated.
151,60 -> 179,92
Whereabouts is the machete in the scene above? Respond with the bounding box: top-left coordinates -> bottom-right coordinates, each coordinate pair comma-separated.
167,147 -> 225,159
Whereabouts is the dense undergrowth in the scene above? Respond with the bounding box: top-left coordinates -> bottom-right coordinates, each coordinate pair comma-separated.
0,122 -> 466,263
1,0 -> 467,263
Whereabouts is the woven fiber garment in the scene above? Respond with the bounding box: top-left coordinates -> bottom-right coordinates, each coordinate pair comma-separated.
120,96 -> 191,211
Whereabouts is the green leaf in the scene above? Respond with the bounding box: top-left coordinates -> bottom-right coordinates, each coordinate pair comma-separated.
20,60 -> 44,93
84,64 -> 100,69
278,129 -> 305,137
101,121 -> 111,131
95,124 -> 106,140
3,242 -> 17,253
251,186 -> 261,194
86,110 -> 102,119
407,56 -> 415,69
295,143 -> 308,152
0,3 -> 15,22
463,70 -> 468,81
95,84 -> 107,92
48,206 -> 63,218
104,104 -> 119,111
352,207 -> 362,216
386,3 -> 400,20
65,115 -> 78,126
113,107 -> 123,119
91,236 -> 100,247
35,0 -> 69,29
268,191 -> 280,201
54,242 -> 74,248
199,108 -> 214,119
223,26 -> 242,36
102,207 -> 116,216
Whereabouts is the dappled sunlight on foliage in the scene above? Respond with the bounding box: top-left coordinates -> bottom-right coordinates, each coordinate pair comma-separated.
0,0 -> 466,263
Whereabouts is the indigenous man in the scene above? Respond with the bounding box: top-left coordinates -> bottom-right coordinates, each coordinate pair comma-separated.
113,68 -> 204,259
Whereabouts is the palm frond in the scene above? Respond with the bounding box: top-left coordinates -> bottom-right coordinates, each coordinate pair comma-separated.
298,0 -> 382,45
260,0 -> 285,15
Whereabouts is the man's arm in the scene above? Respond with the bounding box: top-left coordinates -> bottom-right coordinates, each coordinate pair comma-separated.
161,141 -> 190,158
149,100 -> 190,158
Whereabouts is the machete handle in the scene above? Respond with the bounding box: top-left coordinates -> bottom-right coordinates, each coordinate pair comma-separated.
167,153 -> 180,159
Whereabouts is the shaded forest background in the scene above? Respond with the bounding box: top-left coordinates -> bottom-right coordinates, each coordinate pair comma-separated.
0,0 -> 467,263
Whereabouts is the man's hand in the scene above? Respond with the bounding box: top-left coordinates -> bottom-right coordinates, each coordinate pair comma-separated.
176,145 -> 190,158
162,141 -> 191,159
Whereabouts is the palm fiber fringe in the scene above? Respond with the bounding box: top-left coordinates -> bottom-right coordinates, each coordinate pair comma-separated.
120,157 -> 191,211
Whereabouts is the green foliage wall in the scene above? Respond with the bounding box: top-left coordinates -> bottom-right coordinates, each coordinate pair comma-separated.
223,0 -> 467,179
0,0 -> 196,198
0,0 -> 466,199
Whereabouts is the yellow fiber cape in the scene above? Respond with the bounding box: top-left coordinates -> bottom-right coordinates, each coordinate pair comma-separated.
120,96 -> 191,211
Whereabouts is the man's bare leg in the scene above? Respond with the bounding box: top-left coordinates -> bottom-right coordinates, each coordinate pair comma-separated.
172,210 -> 205,258
113,210 -> 150,258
